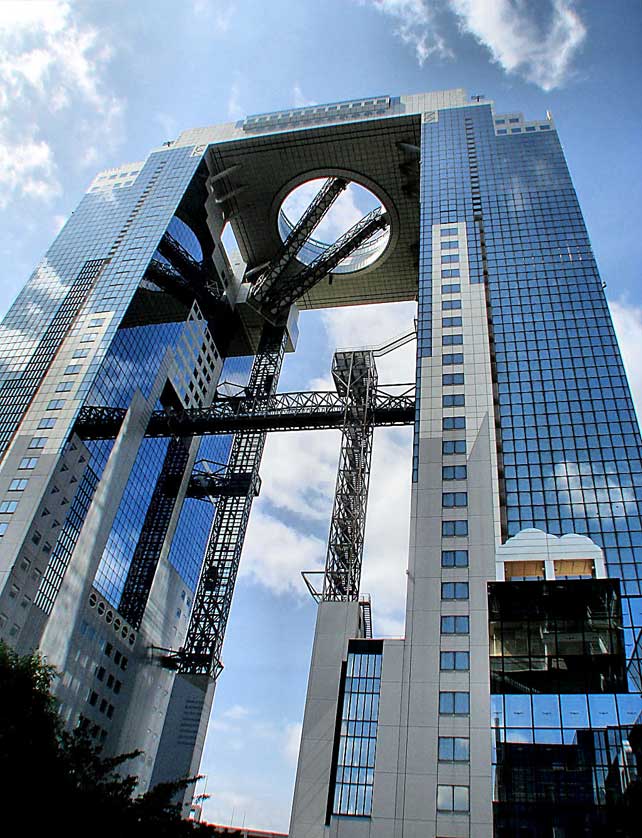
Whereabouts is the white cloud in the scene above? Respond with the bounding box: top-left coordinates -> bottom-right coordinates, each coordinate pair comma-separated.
260,430 -> 339,521
321,301 -> 417,382
292,83 -> 316,109
0,0 -> 124,206
283,721 -> 303,765
609,298 -> 642,420
192,0 -> 235,33
227,81 -> 244,121
360,0 -> 586,90
362,0 -> 453,65
449,0 -> 587,91
240,507 -> 326,595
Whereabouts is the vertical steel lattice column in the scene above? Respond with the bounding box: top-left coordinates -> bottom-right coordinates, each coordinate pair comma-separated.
322,350 -> 378,601
178,324 -> 287,676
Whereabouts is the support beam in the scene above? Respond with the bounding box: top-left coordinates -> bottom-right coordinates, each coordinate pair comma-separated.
73,386 -> 415,440
257,208 -> 390,323
156,231 -> 204,287
186,461 -> 261,500
251,177 -> 348,303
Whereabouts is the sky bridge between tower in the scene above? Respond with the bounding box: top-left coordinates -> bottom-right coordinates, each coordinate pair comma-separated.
73,385 -> 416,440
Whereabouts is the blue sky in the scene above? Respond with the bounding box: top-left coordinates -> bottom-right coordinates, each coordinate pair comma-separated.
1,0 -> 641,830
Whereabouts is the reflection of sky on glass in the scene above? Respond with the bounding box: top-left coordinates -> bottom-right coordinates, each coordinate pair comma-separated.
94,437 -> 170,607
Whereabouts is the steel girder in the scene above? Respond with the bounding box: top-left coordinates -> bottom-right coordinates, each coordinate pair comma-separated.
73,386 -> 415,440
250,177 -> 348,303
147,231 -> 225,304
173,324 -> 287,677
322,351 -> 377,601
252,207 -> 390,323
186,460 -> 262,500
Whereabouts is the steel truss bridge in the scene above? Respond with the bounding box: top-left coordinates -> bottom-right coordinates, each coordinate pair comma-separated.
74,386 -> 415,439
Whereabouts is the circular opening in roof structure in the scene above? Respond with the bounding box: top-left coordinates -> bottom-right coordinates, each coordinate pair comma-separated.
278,177 -> 391,275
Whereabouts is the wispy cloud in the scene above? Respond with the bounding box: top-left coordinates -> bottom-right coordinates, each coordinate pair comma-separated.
227,81 -> 244,121
192,0 -> 236,34
362,0 -> 452,65
240,506 -> 326,595
449,0 -> 587,92
0,0 -> 124,207
292,83 -> 316,109
360,0 -> 587,90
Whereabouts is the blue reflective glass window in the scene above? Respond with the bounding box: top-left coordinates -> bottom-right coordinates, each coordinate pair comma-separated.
332,646 -> 382,817
441,550 -> 468,567
441,616 -> 470,634
442,492 -> 468,507
442,520 -> 468,537
440,651 -> 469,670
438,736 -> 470,760
442,354 -> 464,366
439,691 -> 470,715
443,465 -> 467,480
443,440 -> 466,455
441,582 -> 469,600
443,416 -> 466,430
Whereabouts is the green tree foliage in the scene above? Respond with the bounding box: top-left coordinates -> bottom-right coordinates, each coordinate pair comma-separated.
0,642 -> 218,836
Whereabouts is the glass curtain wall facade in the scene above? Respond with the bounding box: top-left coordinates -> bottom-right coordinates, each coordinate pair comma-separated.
0,137 -> 248,786
415,103 -> 642,835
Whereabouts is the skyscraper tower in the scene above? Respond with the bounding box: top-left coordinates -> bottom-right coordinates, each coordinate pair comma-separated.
0,89 -> 640,836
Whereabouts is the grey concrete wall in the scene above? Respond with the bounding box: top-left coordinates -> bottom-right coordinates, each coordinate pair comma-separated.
289,601 -> 361,838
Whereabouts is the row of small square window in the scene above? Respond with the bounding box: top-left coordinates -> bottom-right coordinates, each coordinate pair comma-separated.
497,126 -> 550,134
